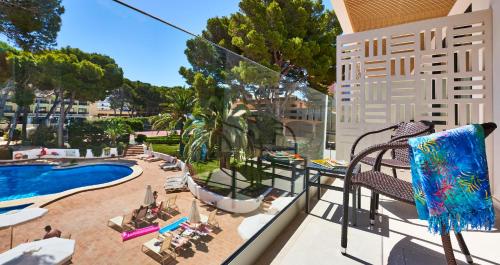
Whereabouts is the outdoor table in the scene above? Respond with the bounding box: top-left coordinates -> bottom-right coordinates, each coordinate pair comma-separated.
260,155 -> 306,196
305,162 -> 361,213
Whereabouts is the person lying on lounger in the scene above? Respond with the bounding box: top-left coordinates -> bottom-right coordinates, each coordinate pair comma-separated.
43,225 -> 62,239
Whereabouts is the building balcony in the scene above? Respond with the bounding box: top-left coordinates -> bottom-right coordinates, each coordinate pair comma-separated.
225,170 -> 500,265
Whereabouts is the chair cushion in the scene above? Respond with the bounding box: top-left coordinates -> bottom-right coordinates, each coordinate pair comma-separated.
351,170 -> 415,204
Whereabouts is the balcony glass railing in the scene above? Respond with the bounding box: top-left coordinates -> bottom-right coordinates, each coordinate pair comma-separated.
3,0 -> 331,262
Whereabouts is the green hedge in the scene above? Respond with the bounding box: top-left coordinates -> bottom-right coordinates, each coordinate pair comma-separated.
145,136 -> 180,145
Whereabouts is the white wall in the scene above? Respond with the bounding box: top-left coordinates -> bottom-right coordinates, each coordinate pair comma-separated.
450,0 -> 500,208
489,0 -> 500,205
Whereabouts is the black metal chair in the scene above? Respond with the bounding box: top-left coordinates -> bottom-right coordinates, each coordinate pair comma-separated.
350,121 -> 435,212
350,121 -> 435,178
341,122 -> 497,265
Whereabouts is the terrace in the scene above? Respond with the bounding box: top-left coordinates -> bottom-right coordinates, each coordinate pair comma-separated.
0,0 -> 499,264
222,1 -> 500,265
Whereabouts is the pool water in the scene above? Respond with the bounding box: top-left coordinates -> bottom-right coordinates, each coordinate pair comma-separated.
0,164 -> 133,202
0,203 -> 33,214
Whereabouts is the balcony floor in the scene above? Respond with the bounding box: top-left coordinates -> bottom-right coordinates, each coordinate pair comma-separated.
257,180 -> 500,265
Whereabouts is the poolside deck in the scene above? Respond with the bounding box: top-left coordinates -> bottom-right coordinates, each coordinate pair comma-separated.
0,159 -> 246,264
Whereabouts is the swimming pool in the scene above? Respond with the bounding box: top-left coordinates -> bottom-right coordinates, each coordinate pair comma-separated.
0,164 -> 133,202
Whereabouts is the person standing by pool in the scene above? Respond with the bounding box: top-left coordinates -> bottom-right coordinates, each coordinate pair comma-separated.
43,225 -> 61,239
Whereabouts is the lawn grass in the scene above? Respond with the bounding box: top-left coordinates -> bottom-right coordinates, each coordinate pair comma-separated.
151,144 -> 179,157
191,160 -> 220,175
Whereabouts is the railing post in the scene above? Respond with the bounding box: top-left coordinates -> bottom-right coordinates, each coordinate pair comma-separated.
231,165 -> 237,199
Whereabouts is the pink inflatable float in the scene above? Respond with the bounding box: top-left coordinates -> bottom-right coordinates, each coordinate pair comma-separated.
121,225 -> 159,241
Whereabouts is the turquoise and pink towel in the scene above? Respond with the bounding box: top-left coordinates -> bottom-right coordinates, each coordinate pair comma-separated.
409,124 -> 495,234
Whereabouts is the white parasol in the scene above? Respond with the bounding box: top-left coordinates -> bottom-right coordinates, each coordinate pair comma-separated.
143,185 -> 154,206
0,207 -> 48,249
0,237 -> 75,265
187,200 -> 201,224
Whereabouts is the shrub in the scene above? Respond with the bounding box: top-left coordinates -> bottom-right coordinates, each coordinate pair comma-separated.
95,117 -> 144,132
135,134 -> 147,143
68,120 -> 110,149
3,129 -> 22,141
78,147 -> 87,157
103,146 -> 111,156
145,135 -> 180,145
91,145 -> 103,157
123,118 -> 144,132
117,142 -> 126,155
116,133 -> 129,144
30,125 -> 57,147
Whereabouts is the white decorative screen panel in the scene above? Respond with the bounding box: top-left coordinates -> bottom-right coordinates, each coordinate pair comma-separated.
335,9 -> 493,160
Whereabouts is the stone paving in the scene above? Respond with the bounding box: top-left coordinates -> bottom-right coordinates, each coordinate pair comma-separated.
0,158 -> 246,264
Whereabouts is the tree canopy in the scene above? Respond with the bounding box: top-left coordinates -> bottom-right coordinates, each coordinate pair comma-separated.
178,0 -> 341,165
0,0 -> 65,51
229,0 -> 341,92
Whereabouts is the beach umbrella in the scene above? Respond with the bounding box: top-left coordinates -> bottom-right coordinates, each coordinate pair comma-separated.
187,200 -> 201,224
143,185 -> 154,206
0,237 -> 75,265
0,207 -> 48,249
237,214 -> 275,240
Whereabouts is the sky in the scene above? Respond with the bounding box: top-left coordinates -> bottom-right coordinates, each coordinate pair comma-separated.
1,0 -> 333,87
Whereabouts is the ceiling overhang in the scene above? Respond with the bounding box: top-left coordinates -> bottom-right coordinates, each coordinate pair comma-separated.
332,0 -> 457,33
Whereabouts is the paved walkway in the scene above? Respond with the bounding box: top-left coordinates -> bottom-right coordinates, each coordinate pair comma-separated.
0,159 -> 245,264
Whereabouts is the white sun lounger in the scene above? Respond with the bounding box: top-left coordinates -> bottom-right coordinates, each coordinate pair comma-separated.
164,173 -> 188,192
145,156 -> 162,162
162,160 -> 181,171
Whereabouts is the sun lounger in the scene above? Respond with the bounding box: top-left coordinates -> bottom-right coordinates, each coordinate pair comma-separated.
142,234 -> 177,264
164,173 -> 188,192
165,195 -> 179,213
137,154 -> 151,160
134,207 -> 151,227
145,156 -> 162,162
201,210 -> 220,229
162,160 -> 180,171
108,212 -> 135,232
157,201 -> 170,220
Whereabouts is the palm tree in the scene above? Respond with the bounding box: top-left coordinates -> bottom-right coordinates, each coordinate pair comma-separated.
153,88 -> 196,154
183,101 -> 250,167
104,120 -> 131,147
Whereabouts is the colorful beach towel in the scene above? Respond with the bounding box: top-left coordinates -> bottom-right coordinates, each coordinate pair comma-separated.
408,124 -> 495,234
